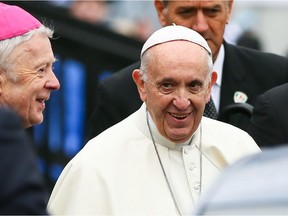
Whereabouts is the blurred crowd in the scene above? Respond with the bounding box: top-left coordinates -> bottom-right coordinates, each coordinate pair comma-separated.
50,0 -> 161,41
50,0 -> 262,49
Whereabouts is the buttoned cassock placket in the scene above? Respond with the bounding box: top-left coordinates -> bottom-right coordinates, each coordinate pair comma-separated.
168,127 -> 222,215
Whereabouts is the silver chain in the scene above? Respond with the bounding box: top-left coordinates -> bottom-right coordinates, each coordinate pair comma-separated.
146,109 -> 203,216
199,123 -> 203,196
146,109 -> 182,216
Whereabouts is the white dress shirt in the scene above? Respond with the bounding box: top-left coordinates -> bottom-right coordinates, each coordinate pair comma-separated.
211,45 -> 225,112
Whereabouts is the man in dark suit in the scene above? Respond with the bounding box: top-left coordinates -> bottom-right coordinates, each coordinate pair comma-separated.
86,0 -> 288,141
248,83 -> 288,148
0,108 -> 48,214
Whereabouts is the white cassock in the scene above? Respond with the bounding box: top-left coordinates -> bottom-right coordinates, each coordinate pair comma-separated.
48,103 -> 260,215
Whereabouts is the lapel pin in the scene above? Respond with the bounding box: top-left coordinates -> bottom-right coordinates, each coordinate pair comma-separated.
234,91 -> 248,103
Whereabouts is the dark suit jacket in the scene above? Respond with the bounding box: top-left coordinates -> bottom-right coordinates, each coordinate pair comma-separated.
0,108 -> 48,215
86,41 -> 288,141
247,83 -> 288,148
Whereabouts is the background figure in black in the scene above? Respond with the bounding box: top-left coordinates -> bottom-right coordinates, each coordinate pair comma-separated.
248,83 -> 288,148
0,108 -> 48,214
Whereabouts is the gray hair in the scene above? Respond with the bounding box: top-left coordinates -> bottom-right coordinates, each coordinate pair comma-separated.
0,25 -> 54,81
140,45 -> 213,83
162,0 -> 229,7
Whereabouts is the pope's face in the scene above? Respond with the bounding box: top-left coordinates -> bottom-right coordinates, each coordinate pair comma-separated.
134,41 -> 216,143
155,0 -> 233,61
0,33 -> 60,128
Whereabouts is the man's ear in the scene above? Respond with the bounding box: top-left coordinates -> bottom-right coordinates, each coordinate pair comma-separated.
132,69 -> 146,102
154,0 -> 168,27
205,71 -> 218,103
226,0 -> 234,24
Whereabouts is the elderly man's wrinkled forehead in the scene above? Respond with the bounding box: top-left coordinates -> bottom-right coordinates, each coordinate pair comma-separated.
141,39 -> 213,73
140,39 -> 213,82
162,0 -> 230,6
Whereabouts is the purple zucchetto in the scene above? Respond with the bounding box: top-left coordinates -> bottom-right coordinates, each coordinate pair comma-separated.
0,2 -> 41,40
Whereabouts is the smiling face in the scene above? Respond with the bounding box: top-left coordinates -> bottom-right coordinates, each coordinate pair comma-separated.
155,0 -> 233,62
0,33 -> 60,128
133,41 -> 217,143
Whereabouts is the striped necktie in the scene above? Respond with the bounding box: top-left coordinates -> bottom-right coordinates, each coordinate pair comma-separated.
203,99 -> 218,119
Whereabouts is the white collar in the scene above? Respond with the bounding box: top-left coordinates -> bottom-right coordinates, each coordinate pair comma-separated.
213,44 -> 225,87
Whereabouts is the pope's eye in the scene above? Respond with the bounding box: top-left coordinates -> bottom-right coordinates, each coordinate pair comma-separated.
188,81 -> 203,93
158,82 -> 174,94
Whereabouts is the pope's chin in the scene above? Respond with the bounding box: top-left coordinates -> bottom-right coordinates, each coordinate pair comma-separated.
165,127 -> 192,144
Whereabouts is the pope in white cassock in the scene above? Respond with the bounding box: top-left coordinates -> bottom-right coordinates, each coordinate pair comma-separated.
47,25 -> 261,215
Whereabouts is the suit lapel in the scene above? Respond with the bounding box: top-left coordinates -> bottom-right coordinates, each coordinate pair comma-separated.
220,41 -> 248,111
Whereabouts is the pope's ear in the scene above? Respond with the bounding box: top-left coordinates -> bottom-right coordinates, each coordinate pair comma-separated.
205,71 -> 218,103
210,71 -> 218,87
132,69 -> 146,102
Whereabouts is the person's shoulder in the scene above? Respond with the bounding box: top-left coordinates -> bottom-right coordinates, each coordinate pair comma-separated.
202,116 -> 250,136
95,61 -> 141,94
0,108 -> 18,118
101,61 -> 141,84
86,110 -> 139,146
224,41 -> 288,62
202,117 -> 260,156
74,111 -> 142,165
255,82 -> 288,110
0,108 -> 22,128
263,82 -> 288,97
